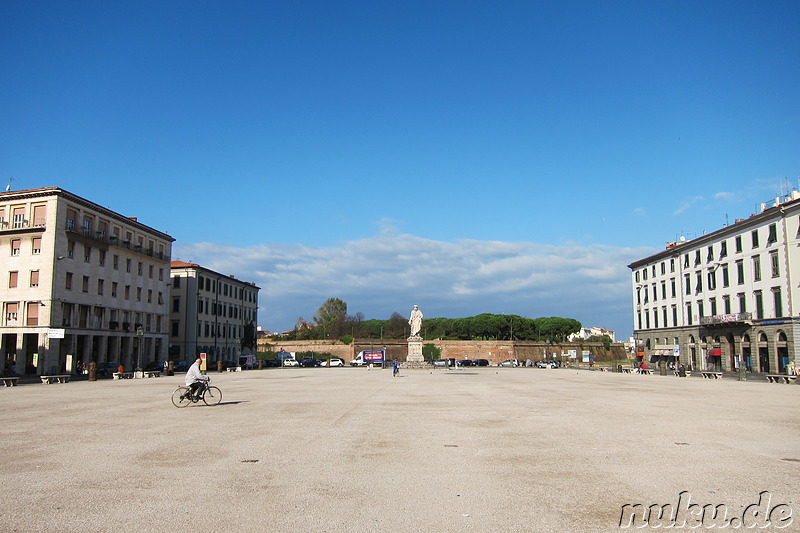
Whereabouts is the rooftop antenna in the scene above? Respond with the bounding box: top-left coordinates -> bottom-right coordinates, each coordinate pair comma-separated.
4,177 -> 14,192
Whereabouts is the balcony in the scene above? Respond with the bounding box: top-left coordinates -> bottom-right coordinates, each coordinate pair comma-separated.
700,313 -> 752,326
0,218 -> 46,234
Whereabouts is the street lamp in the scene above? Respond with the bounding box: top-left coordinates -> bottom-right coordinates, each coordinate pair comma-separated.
136,325 -> 144,375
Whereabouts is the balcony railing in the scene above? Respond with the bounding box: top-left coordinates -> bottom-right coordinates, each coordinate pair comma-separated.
65,225 -> 166,260
700,313 -> 752,325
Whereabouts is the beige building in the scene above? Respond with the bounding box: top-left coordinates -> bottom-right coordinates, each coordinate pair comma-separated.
628,192 -> 800,374
169,261 -> 259,364
0,187 -> 174,375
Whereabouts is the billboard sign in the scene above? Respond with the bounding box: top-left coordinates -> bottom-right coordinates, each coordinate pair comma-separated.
363,350 -> 385,363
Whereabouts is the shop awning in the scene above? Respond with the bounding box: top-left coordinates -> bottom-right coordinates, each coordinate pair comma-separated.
708,348 -> 722,356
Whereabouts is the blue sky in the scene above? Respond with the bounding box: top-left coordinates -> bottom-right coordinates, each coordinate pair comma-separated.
3,1 -> 799,338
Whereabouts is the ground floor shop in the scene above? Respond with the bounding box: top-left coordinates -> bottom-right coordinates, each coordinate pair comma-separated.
634,319 -> 798,375
1,328 -> 168,375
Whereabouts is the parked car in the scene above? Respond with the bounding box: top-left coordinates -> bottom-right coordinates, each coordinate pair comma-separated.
458,359 -> 474,366
498,359 -> 519,367
300,357 -> 322,367
283,358 -> 299,367
98,361 -> 121,376
144,361 -> 165,371
321,358 -> 344,367
172,360 -> 189,372
432,359 -> 448,367
474,359 -> 489,366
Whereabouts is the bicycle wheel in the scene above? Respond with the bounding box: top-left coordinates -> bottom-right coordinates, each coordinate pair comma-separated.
203,386 -> 222,406
172,387 -> 192,408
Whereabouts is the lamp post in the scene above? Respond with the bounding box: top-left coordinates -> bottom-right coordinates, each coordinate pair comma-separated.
136,325 -> 144,377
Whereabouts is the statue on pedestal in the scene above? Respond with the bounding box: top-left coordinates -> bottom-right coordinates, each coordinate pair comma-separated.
408,305 -> 423,338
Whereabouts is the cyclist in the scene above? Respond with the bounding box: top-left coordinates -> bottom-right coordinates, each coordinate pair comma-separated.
185,357 -> 209,401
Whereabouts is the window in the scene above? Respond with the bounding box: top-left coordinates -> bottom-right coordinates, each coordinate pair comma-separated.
722,265 -> 729,287
736,260 -> 745,284
147,289 -> 152,303
697,300 -> 704,318
172,297 -> 180,313
148,265 -> 153,279
767,223 -> 777,244
9,271 -> 18,288
97,279 -> 104,295
773,288 -> 782,317
126,259 -> 131,273
751,230 -> 759,248
723,296 -> 731,314
707,246 -> 714,263
66,209 -> 76,231
660,262 -> 666,275
158,292 -> 163,305
26,301 -> 39,326
137,262 -> 143,276
158,268 -> 163,281
65,272 -> 73,290
684,274 -> 691,295
752,256 -> 761,282
684,254 -> 690,268
171,321 -> 180,337
125,285 -> 130,300
738,293 -> 746,314
173,276 -> 181,289
6,302 -> 18,324
720,241 -> 727,258
670,258 -> 675,273
29,270 -> 39,287
754,291 -> 764,319
11,239 -> 21,256
770,252 -> 780,278
686,303 -> 693,326
82,216 -> 92,235
111,282 -> 117,298
136,287 -> 142,301
672,306 -> 677,326
695,271 -> 702,293
694,250 -> 701,266
84,245 -> 91,263
707,269 -> 716,291
32,237 -> 41,254
99,250 -> 106,266
735,236 -> 742,253
670,278 -> 676,298
82,276 -> 89,292
652,284 -> 657,302
710,298 -> 717,316
13,207 -> 25,228
661,281 -> 666,300
113,254 -> 119,270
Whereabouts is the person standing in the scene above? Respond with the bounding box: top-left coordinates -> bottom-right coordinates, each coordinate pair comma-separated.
393,360 -> 399,377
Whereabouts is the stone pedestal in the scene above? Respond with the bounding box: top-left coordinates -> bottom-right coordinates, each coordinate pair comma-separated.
407,335 -> 424,363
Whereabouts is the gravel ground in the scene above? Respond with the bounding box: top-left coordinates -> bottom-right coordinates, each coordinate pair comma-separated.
0,367 -> 797,532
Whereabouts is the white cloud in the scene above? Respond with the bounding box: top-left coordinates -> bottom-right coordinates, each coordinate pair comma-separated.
673,195 -> 705,215
174,233 -> 654,338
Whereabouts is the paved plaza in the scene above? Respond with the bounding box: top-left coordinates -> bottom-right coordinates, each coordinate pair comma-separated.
1,367 -> 798,532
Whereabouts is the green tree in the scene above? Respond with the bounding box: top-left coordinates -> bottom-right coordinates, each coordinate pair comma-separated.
422,343 -> 441,360
314,298 -> 348,338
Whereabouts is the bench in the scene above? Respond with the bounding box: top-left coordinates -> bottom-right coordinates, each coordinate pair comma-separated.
40,375 -> 71,384
673,371 -> 692,377
142,371 -> 161,378
701,372 -> 723,379
766,374 -> 797,384
1,376 -> 19,387
621,368 -> 634,374
113,372 -> 134,379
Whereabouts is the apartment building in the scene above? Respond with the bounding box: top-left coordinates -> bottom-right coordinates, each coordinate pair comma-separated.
169,261 -> 259,364
628,192 -> 800,374
0,187 -> 174,375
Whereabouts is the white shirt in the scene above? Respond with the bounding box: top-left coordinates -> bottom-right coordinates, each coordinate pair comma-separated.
185,362 -> 206,386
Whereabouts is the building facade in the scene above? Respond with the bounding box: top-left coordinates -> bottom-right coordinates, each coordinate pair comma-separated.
169,261 -> 259,364
0,187 -> 174,375
628,192 -> 800,374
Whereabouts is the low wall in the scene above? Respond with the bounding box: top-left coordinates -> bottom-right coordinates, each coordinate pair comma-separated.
259,338 -> 628,365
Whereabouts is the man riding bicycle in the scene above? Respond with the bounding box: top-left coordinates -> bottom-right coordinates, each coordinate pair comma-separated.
185,357 -> 209,401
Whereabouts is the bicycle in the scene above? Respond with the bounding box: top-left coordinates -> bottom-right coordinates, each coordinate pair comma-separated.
171,377 -> 222,407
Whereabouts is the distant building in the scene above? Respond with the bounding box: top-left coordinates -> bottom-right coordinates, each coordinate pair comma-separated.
0,187 -> 174,375
628,192 -> 800,374
568,327 -> 616,342
169,261 -> 259,363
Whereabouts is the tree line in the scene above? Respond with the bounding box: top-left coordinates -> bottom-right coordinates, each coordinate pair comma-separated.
276,298 -> 582,343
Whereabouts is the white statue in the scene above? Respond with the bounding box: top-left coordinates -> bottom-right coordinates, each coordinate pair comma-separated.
409,305 -> 423,337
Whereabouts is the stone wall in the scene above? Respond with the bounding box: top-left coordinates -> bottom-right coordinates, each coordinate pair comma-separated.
258,337 -> 629,365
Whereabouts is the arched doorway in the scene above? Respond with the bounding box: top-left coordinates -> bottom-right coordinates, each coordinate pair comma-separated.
688,335 -> 697,371
741,334 -> 752,371
776,331 -> 788,374
757,332 -> 770,373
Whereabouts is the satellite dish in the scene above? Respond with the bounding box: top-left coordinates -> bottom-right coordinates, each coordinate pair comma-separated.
679,236 -> 686,242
